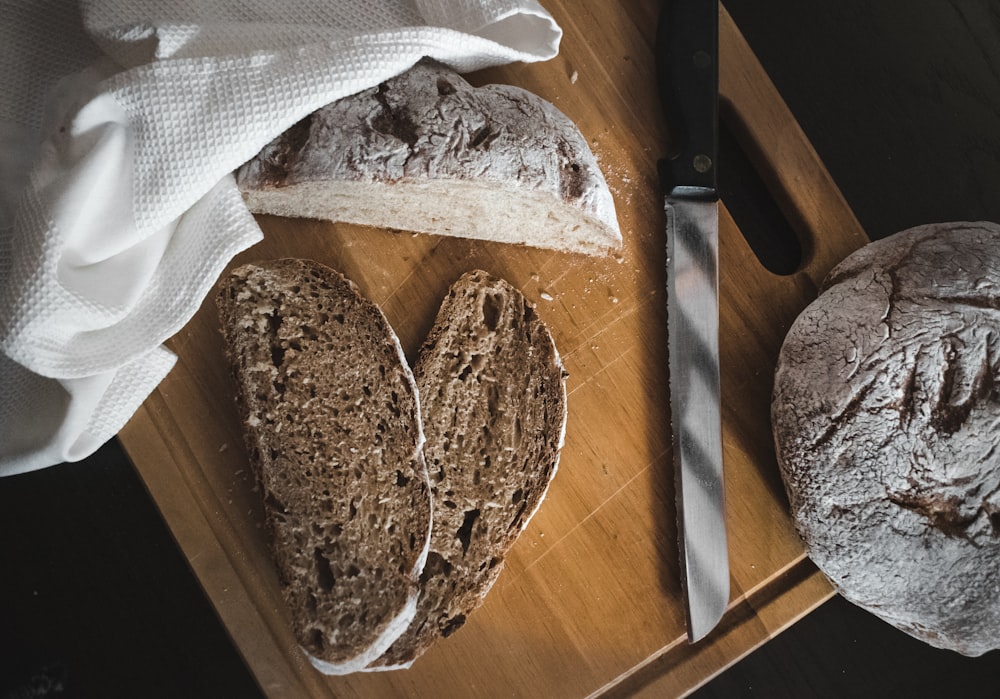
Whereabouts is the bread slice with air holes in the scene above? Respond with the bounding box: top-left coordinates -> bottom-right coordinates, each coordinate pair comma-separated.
366,269 -> 568,670
215,258 -> 431,675
236,59 -> 622,257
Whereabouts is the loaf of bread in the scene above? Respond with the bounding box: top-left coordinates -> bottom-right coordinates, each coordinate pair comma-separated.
236,59 -> 622,256
216,259 -> 432,674
367,270 -> 567,669
772,221 -> 1000,656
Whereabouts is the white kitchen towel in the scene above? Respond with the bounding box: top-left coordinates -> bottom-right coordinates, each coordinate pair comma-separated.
0,0 -> 561,475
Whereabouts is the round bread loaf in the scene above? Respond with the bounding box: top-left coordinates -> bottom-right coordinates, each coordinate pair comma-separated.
772,221 -> 1000,656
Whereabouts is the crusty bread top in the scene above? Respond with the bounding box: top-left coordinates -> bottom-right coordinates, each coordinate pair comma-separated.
772,221 -> 1000,656
216,259 -> 431,672
236,59 -> 622,256
369,270 -> 567,669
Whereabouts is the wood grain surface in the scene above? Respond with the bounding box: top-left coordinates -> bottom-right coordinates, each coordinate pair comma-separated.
118,2 -> 868,696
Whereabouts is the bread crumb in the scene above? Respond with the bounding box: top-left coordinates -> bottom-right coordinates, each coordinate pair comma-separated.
570,70 -> 579,84
539,291 -> 554,302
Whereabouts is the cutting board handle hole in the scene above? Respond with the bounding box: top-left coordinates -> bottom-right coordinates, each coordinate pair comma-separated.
719,100 -> 804,276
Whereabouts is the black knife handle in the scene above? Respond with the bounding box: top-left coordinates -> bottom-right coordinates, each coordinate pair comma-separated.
657,0 -> 719,194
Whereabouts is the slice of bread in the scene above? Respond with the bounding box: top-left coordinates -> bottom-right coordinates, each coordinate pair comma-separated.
367,270 -> 568,669
236,59 -> 622,257
216,258 -> 431,674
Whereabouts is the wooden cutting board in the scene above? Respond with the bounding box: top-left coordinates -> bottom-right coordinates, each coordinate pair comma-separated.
119,3 -> 869,696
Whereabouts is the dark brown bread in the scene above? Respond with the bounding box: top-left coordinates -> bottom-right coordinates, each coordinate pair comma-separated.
216,259 -> 431,674
236,59 -> 622,256
772,221 -> 1000,657
368,270 -> 567,669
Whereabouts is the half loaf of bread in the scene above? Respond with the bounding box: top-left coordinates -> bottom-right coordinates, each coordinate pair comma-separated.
236,59 -> 622,256
367,270 -> 567,669
216,258 -> 432,674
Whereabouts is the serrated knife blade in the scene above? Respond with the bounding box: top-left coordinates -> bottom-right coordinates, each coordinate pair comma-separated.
657,0 -> 729,643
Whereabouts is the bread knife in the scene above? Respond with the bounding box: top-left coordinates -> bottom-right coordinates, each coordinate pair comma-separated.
656,0 -> 729,642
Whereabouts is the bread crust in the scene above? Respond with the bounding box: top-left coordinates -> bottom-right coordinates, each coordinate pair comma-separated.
236,59 -> 621,256
772,221 -> 1000,656
216,259 -> 431,673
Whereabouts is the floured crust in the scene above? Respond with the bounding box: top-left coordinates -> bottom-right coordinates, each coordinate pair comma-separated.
367,270 -> 567,669
772,221 -> 1000,656
236,59 -> 622,256
216,258 -> 432,673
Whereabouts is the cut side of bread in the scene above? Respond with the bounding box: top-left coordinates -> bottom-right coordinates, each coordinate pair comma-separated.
236,59 -> 622,257
216,258 -> 431,674
367,270 -> 567,669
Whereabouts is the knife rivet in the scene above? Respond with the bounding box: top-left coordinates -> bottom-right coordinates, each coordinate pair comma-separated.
693,154 -> 713,173
693,50 -> 712,70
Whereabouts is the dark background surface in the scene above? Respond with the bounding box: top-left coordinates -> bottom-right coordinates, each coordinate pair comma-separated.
4,2 -> 1000,696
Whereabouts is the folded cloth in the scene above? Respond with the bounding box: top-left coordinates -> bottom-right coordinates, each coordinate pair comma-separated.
0,0 -> 561,475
